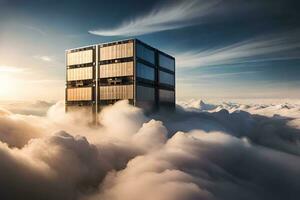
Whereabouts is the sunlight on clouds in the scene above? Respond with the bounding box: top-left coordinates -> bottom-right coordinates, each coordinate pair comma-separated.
0,74 -> 19,98
0,65 -> 64,101
0,100 -> 300,199
0,65 -> 23,99
0,65 -> 24,73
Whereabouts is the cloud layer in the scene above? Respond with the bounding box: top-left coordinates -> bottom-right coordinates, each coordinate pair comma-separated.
0,100 -> 299,200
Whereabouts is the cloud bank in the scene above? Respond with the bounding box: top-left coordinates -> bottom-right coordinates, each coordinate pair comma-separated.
0,100 -> 299,200
89,0 -> 220,36
0,100 -> 54,116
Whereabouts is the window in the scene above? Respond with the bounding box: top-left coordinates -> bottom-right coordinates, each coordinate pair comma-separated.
99,85 -> 133,100
136,62 -> 155,81
136,85 -> 156,111
136,85 -> 155,101
159,71 -> 175,86
159,54 -> 175,72
67,50 -> 93,66
67,87 -> 92,101
99,62 -> 133,78
100,42 -> 133,61
67,67 -> 93,81
136,43 -> 155,64
159,89 -> 174,103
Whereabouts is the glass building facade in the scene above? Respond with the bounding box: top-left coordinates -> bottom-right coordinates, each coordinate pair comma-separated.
66,39 -> 175,122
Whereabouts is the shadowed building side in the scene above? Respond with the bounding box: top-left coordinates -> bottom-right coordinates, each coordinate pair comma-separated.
65,39 -> 175,122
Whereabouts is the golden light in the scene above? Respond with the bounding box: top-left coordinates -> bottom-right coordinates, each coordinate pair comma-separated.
0,65 -> 22,99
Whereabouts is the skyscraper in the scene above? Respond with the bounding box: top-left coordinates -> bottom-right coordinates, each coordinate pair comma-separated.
66,39 -> 175,121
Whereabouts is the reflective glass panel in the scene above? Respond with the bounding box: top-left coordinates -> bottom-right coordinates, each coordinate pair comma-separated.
136,85 -> 155,101
159,89 -> 175,103
159,54 -> 175,72
136,62 -> 155,81
159,71 -> 175,86
136,43 -> 155,64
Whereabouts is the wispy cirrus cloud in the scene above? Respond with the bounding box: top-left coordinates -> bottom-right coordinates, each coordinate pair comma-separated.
193,71 -> 260,79
89,0 -> 221,36
176,30 -> 300,68
34,55 -> 53,62
22,25 -> 46,36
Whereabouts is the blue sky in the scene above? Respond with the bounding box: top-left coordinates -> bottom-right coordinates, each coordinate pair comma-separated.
0,0 -> 299,101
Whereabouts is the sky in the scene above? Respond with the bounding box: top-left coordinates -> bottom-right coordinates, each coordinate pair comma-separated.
0,0 -> 299,101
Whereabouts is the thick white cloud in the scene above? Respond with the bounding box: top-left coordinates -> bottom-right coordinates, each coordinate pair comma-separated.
0,100 -> 299,200
0,100 -> 54,116
0,107 -> 43,148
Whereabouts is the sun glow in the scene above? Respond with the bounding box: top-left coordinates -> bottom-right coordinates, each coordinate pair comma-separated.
0,74 -> 17,98
0,65 -> 22,99
0,65 -> 23,73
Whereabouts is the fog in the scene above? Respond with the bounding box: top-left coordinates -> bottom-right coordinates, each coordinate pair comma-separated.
0,100 -> 299,200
